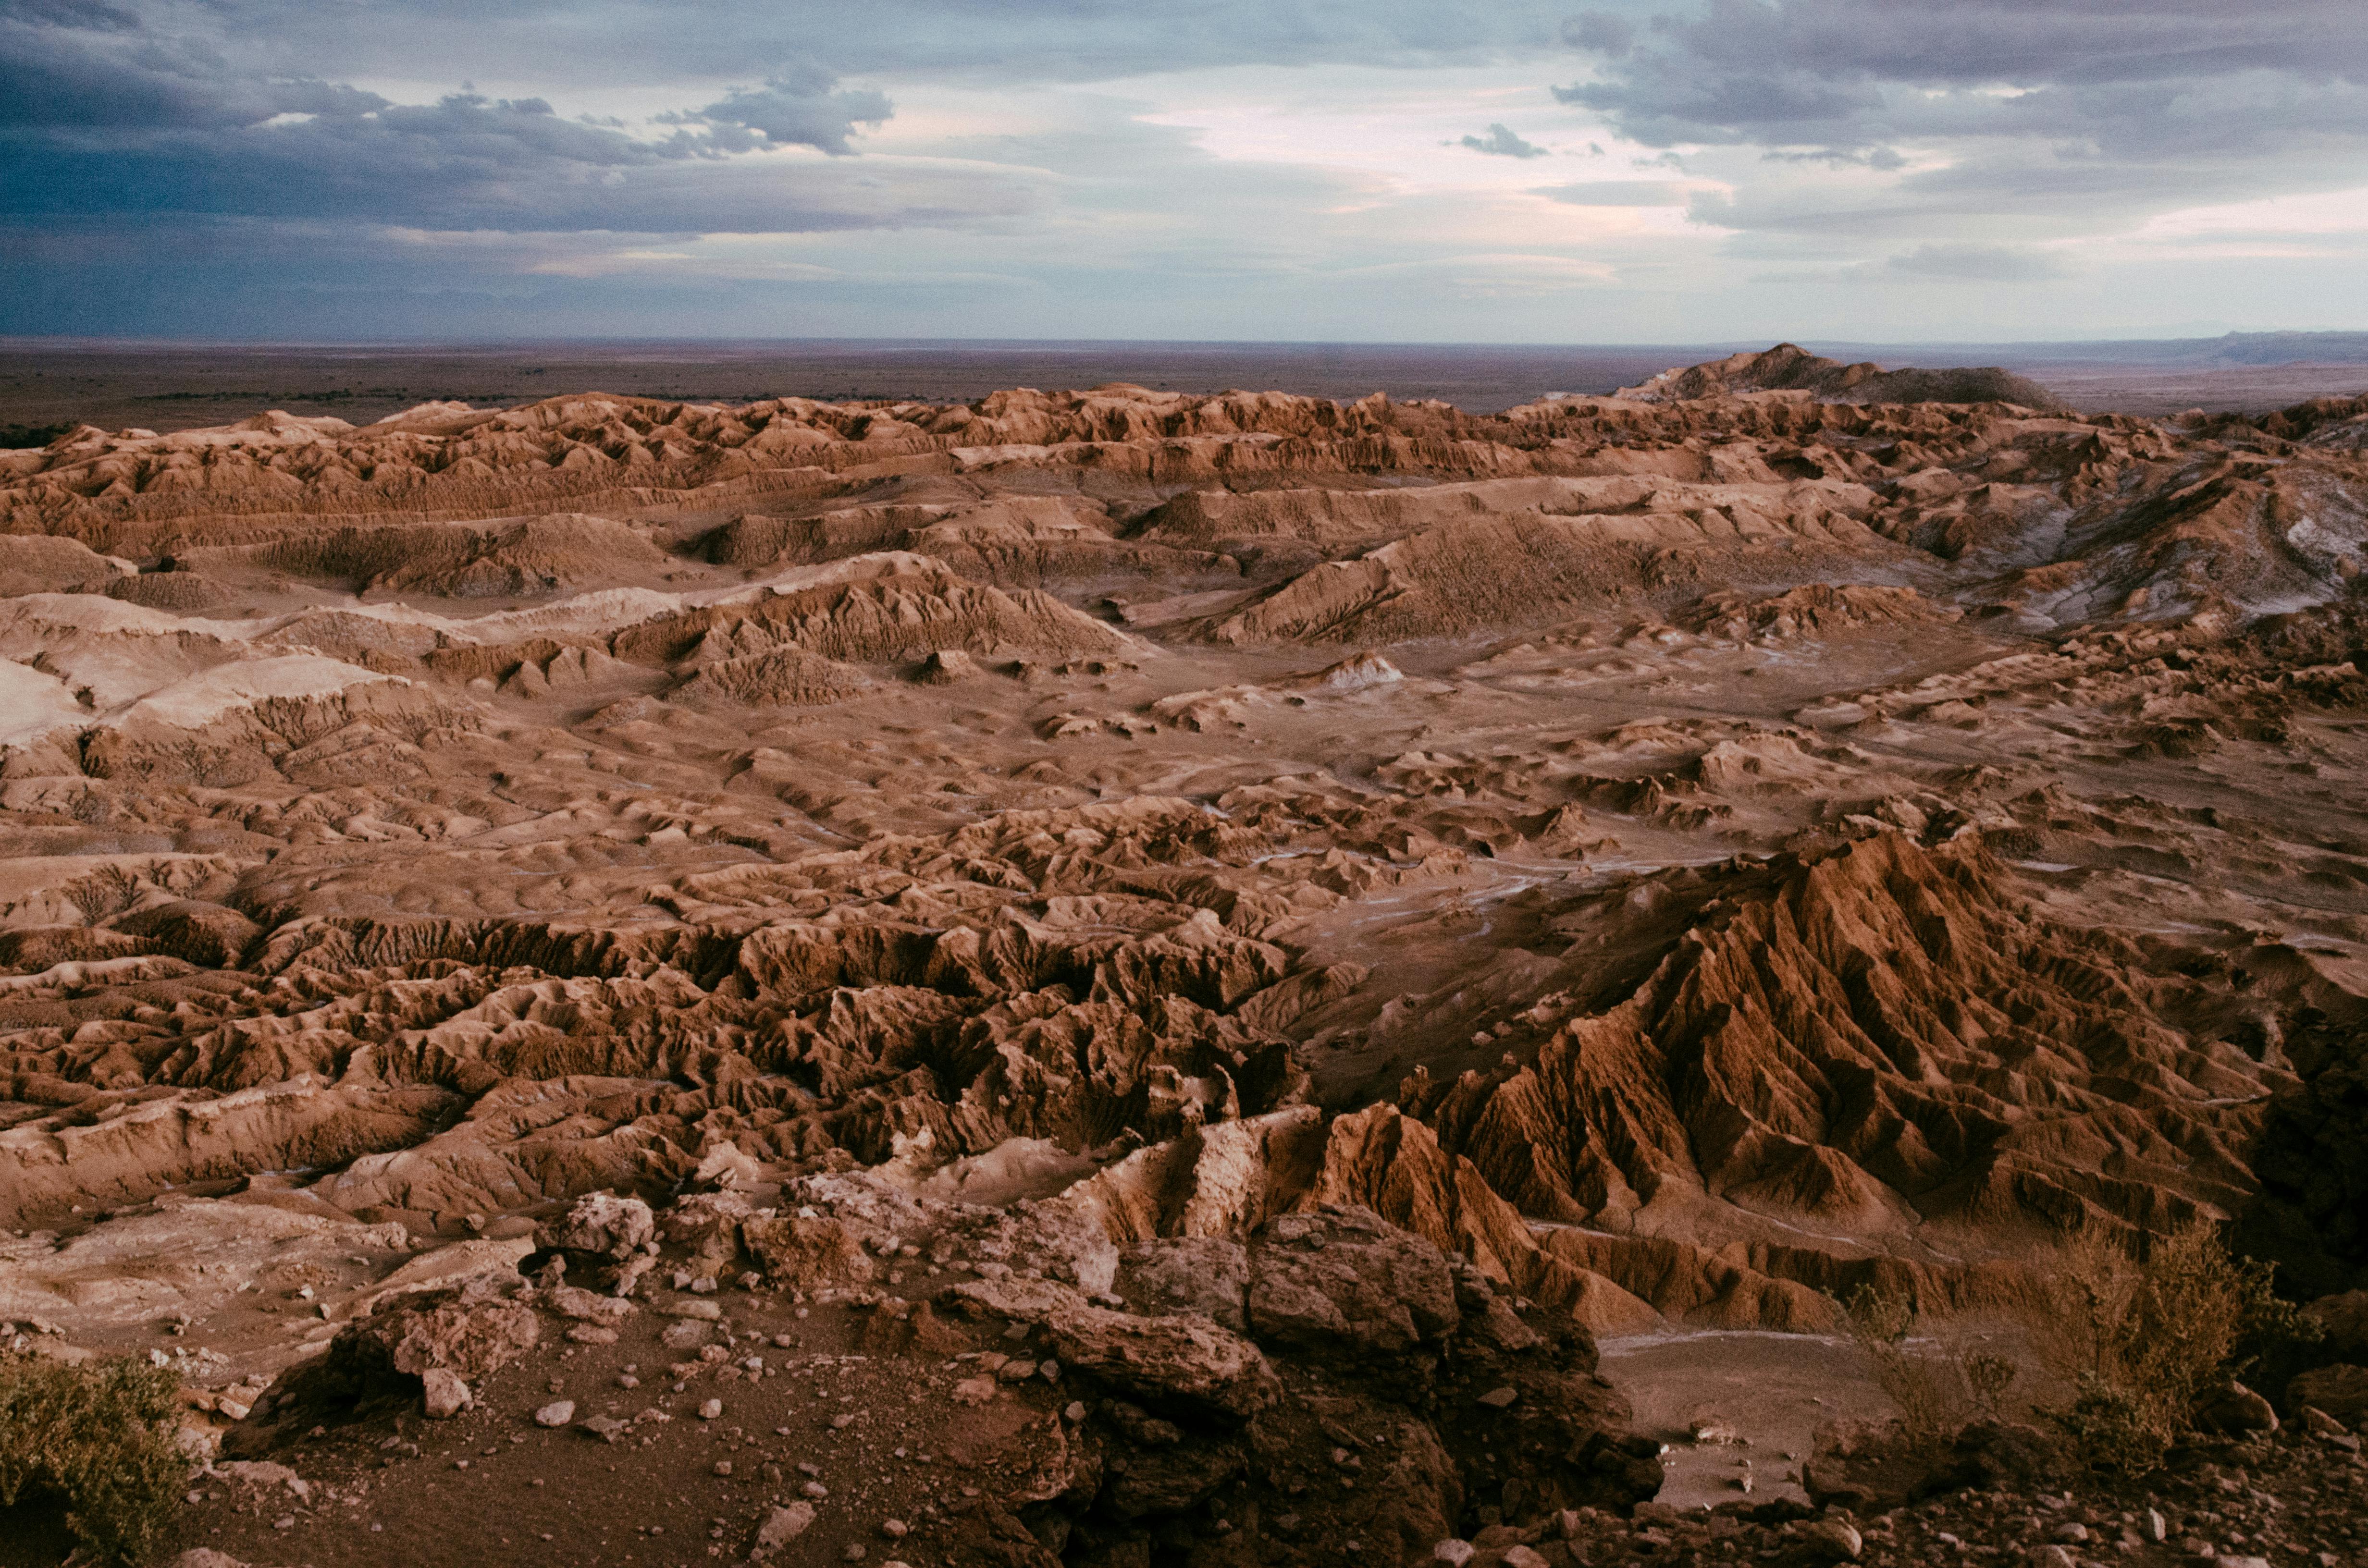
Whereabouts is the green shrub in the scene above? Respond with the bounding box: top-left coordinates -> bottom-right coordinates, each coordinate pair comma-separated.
0,1351 -> 186,1563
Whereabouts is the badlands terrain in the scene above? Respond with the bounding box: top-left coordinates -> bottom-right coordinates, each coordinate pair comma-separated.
3,343 -> 2368,1566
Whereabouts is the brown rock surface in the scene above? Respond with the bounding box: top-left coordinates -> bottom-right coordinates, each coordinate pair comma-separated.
6,351 -> 2368,1562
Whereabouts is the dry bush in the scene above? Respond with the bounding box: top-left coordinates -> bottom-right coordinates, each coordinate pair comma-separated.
2025,1220 -> 2312,1475
0,1351 -> 186,1562
1840,1286 -> 2021,1451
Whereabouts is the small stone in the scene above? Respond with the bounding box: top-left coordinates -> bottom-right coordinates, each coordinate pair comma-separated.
580,1416 -> 629,1444
1689,1416 -> 1742,1444
755,1502 -> 815,1552
951,1375 -> 997,1405
533,1400 -> 575,1428
1475,1386 -> 1517,1409
802,1480 -> 829,1499
2145,1509 -> 2167,1544
1433,1543 -> 1476,1566
2028,1547 -> 2074,1568
1502,1549 -> 1550,1568
616,1374 -> 640,1389
831,1412 -> 858,1430
714,1460 -> 732,1476
699,1398 -> 723,1420
881,1519 -> 909,1539
843,1548 -> 866,1563
2052,1522 -> 2089,1544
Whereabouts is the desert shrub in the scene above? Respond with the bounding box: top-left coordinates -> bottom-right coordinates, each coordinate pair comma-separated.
2047,1377 -> 2164,1478
0,1351 -> 186,1563
2029,1220 -> 2314,1475
1841,1286 -> 2020,1451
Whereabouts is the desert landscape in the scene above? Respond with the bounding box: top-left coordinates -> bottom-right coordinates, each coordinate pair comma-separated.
4,343 -> 2368,1568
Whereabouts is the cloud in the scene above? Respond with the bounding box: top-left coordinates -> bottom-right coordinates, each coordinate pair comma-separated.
1536,179 -> 1691,205
157,0 -> 1583,90
1552,0 -> 2368,157
674,67 -> 893,156
1885,242 -> 2070,282
1460,123 -> 1549,159
1560,11 -> 1636,58
1541,0 -> 2368,263
0,8 -> 935,233
0,0 -> 2361,341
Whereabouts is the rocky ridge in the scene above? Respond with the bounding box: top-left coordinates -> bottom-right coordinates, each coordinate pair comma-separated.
4,350 -> 2368,1564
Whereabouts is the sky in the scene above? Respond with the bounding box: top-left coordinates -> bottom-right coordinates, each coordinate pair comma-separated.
3,0 -> 2365,343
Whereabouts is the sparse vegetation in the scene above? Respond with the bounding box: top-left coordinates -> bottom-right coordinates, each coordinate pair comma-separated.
1840,1286 -> 2021,1451
0,1352 -> 187,1564
2030,1221 -> 2317,1476
1842,1222 -> 2322,1480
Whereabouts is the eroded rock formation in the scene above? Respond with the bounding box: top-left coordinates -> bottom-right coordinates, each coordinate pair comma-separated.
6,351 -> 2368,1562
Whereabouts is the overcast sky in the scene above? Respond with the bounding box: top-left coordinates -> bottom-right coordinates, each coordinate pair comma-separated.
4,0 -> 2364,342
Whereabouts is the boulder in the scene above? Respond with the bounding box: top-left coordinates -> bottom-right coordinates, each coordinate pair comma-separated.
1246,1207 -> 1459,1359
951,1274 -> 1279,1420
1118,1236 -> 1252,1331
2195,1380 -> 2279,1436
539,1191 -> 655,1258
330,1284 -> 541,1392
2286,1363 -> 2368,1425
420,1368 -> 471,1419
740,1214 -> 875,1290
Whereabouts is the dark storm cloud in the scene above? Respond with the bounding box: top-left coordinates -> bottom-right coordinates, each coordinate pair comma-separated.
0,6 -> 917,231
0,0 -> 1567,238
183,0 -> 1573,86
1461,124 -> 1549,159
0,13 -> 382,129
